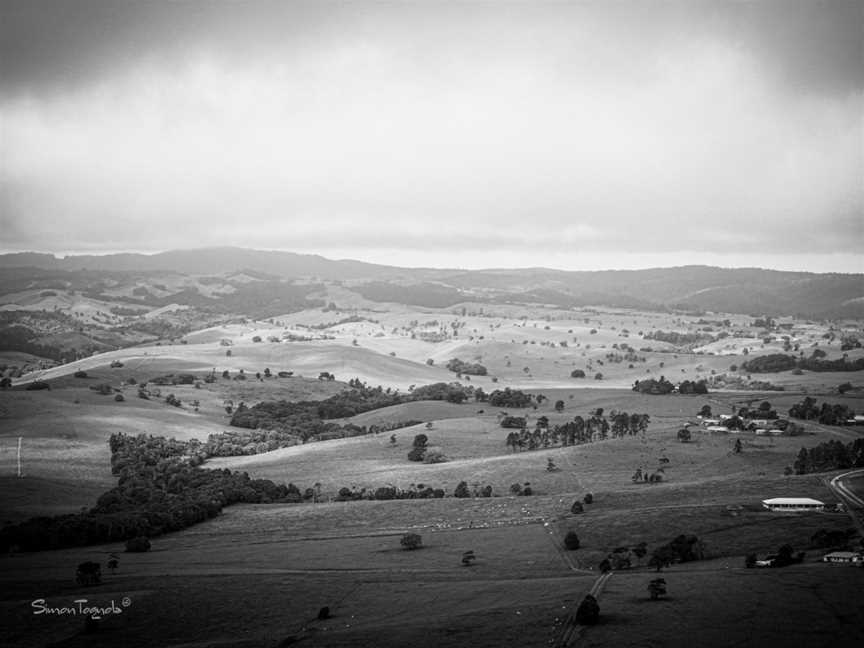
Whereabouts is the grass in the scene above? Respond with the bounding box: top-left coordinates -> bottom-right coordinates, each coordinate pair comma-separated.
582,564 -> 864,648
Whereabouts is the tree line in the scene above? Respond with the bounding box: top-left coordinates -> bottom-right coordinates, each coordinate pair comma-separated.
504,409 -> 650,451
742,353 -> 864,374
632,376 -> 708,395
788,397 -> 856,426
793,438 -> 864,474
0,433 -> 304,553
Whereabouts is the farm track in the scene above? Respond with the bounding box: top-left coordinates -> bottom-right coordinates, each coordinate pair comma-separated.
550,572 -> 613,648
828,469 -> 864,535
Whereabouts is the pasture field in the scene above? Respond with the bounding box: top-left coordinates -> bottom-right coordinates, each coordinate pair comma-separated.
582,562 -> 864,648
0,496 -> 859,648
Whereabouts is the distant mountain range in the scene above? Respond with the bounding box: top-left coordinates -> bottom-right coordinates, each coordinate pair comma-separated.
1,247 -> 861,318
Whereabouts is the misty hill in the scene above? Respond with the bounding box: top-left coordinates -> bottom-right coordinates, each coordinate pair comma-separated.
0,248 -> 861,318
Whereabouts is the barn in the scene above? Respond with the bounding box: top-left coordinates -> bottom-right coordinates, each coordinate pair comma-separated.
761,497 -> 825,512
822,551 -> 864,564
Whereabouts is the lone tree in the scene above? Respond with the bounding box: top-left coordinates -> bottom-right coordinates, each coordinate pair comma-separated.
400,533 -> 423,550
408,433 -> 429,461
555,400 -> 565,412
677,427 -> 692,443
583,493 -> 594,505
564,531 -> 581,550
571,500 -> 585,514
75,561 -> 102,586
733,438 -> 743,454
648,578 -> 667,600
575,594 -> 600,625
454,481 -> 471,498
462,550 -> 476,566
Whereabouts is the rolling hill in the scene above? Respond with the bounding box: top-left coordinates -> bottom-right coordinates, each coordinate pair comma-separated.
1,248 -> 861,317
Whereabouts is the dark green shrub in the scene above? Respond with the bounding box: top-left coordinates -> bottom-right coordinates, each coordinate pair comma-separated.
400,533 -> 423,550
125,536 -> 151,553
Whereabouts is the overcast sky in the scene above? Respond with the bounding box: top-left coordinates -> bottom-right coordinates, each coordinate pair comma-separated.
1,0 -> 862,272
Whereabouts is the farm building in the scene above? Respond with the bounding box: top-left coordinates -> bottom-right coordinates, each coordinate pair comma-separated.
822,551 -> 863,564
762,497 -> 825,512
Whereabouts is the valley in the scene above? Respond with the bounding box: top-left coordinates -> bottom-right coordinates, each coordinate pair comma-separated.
1,259 -> 862,647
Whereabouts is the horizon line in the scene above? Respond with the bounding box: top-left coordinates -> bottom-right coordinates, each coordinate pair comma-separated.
0,246 -> 861,276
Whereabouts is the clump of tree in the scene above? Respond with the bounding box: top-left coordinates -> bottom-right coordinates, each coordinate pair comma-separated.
643,330 -> 709,346
810,527 -> 858,549
446,358 -> 488,376
743,353 -> 864,375
632,467 -> 664,484
125,536 -> 151,552
793,438 -> 864,474
648,534 -> 706,571
678,379 -> 709,395
737,401 -> 779,420
632,376 -> 707,395
798,356 -> 864,372
570,369 -> 586,378
412,382 -> 473,403
423,449 -> 448,464
335,484 -> 446,501
500,416 -> 527,429
772,544 -> 805,568
788,397 -> 855,426
632,376 -> 674,394
488,388 -> 535,408
741,354 -> 797,373
408,434 -> 429,461
509,482 -> 534,496
400,533 -> 423,550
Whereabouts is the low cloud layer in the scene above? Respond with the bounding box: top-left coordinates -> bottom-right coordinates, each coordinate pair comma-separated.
1,1 -> 861,271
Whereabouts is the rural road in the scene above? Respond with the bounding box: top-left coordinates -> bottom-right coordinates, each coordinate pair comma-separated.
551,571 -> 613,648
828,468 -> 864,534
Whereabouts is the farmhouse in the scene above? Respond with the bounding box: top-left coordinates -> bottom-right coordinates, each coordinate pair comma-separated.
822,551 -> 864,564
762,497 -> 825,512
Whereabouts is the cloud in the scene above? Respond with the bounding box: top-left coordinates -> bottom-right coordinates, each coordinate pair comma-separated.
0,1 -> 861,270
